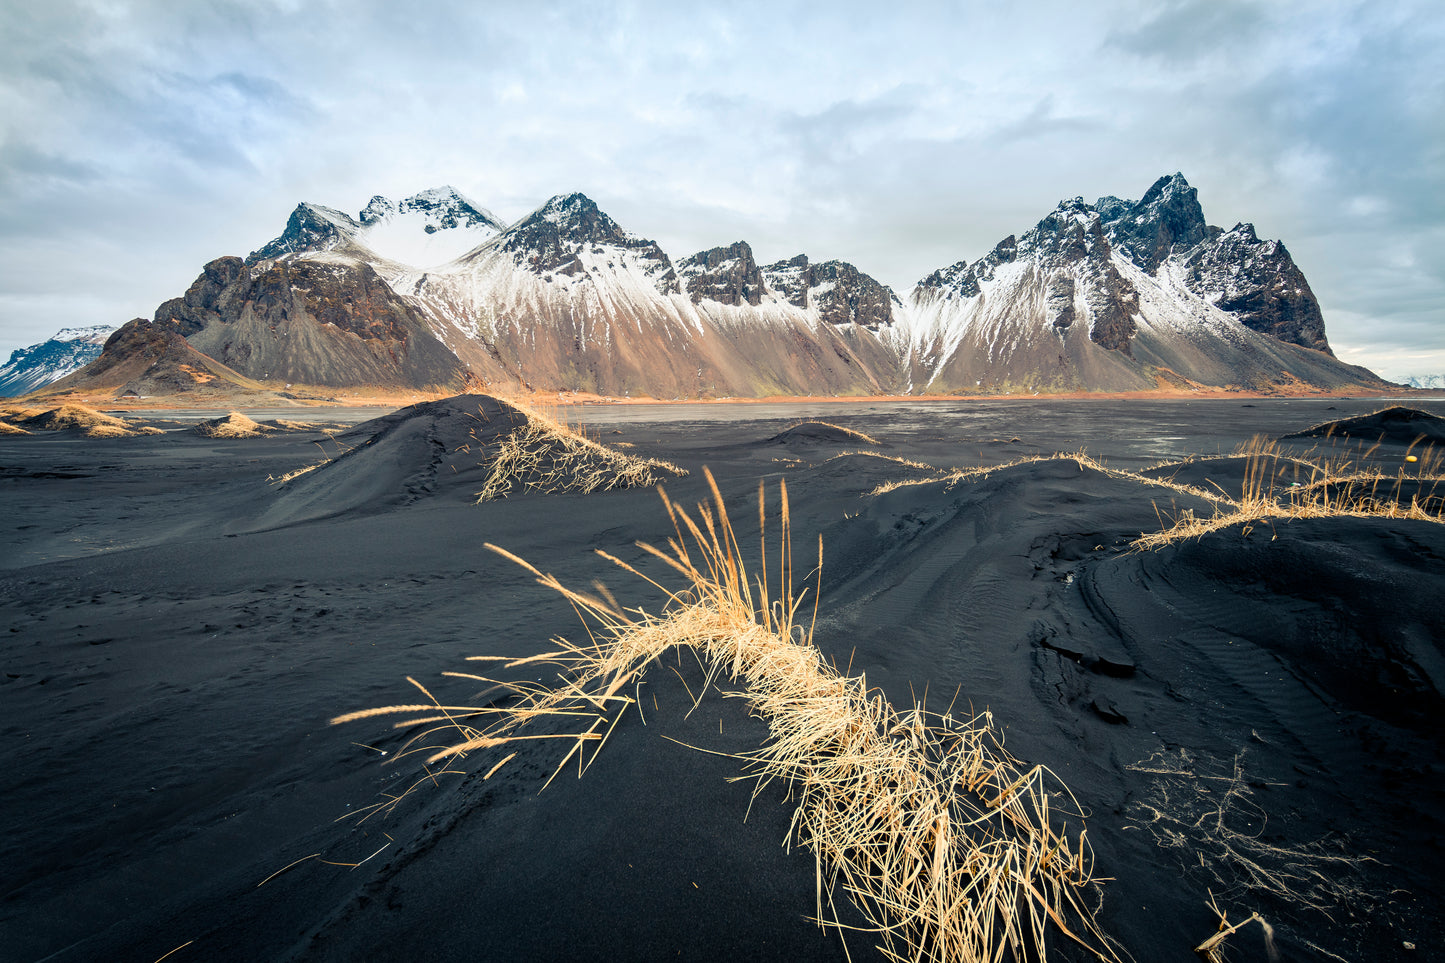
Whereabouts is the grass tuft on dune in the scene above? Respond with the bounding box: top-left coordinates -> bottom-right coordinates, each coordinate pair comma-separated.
192,411 -> 273,439
15,403 -> 140,437
1133,436 -> 1445,548
337,469 -> 1119,963
472,399 -> 686,501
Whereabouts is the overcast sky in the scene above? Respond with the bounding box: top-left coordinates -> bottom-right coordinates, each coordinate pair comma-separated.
2,0 -> 1441,379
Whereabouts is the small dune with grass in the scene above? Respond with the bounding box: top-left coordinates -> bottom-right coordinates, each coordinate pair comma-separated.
769,420 -> 883,447
337,472 -> 1118,963
1132,435 -> 1445,548
256,393 -> 685,528
12,403 -> 161,437
473,397 -> 686,501
1284,404 -> 1445,444
191,411 -> 275,439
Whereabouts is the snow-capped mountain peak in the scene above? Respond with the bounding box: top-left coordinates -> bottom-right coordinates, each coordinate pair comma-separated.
249,187 -> 506,269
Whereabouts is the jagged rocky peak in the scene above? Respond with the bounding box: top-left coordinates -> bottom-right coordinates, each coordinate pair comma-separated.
914,235 -> 1018,300
1104,172 -> 1209,273
1094,195 -> 1132,224
761,254 -> 812,308
496,193 -> 680,295
360,195 -> 396,224
248,203 -> 360,263
1184,221 -> 1331,354
679,241 -> 766,306
809,260 -> 901,331
156,256 -> 248,338
1021,196 -> 1110,264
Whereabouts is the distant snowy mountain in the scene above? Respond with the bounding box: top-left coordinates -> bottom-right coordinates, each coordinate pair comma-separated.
904,173 -> 1377,393
0,325 -> 116,396
79,175 -> 1389,398
1403,374 -> 1445,389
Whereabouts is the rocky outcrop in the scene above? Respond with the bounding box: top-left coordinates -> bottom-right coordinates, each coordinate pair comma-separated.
679,242 -> 766,306
1100,173 -> 1210,273
1182,223 -> 1330,353
758,256 -> 901,331
248,204 -> 360,263
156,256 -> 247,337
157,258 -> 468,389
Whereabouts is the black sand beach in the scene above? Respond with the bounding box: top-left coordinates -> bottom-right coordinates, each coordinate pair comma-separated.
2,397 -> 1443,962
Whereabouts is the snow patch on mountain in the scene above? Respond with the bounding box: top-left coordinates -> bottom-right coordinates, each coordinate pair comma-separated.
356,187 -> 506,267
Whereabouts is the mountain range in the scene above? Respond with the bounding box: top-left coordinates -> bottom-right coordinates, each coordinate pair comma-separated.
21,175 -> 1389,399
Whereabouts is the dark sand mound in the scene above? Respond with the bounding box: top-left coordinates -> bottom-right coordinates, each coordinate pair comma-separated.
814,457 -> 1445,960
257,394 -> 683,528
1284,404 -> 1445,444
1144,452 -> 1445,512
0,419 -> 27,435
768,420 -> 881,446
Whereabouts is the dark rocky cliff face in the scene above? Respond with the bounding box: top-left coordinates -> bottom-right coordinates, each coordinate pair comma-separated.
156,257 -> 247,337
1183,223 -> 1331,354
1025,200 -> 1138,353
1097,174 -> 1329,354
679,242 -> 766,306
1101,172 -> 1210,273
495,193 -> 680,295
758,255 -> 900,330
809,260 -> 899,331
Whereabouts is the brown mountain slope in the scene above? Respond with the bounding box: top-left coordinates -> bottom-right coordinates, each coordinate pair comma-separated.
33,319 -> 267,399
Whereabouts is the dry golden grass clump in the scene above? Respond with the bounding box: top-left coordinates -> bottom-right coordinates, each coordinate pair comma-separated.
473,400 -> 686,502
15,404 -> 139,437
337,472 -> 1119,963
0,419 -> 29,435
192,411 -> 273,439
1134,436 -> 1445,549
870,451 -> 1232,509
866,444 -> 1444,549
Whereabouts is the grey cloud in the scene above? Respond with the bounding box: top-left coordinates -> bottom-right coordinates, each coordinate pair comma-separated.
1106,0 -> 1266,62
989,96 -> 1102,144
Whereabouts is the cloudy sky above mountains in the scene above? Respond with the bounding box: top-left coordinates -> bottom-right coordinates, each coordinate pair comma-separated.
1,0 -> 1440,379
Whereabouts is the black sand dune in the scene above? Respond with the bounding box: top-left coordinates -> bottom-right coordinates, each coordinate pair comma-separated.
1,397 -> 1442,963
256,393 -> 681,530
1284,404 -> 1445,444
767,419 -> 882,447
